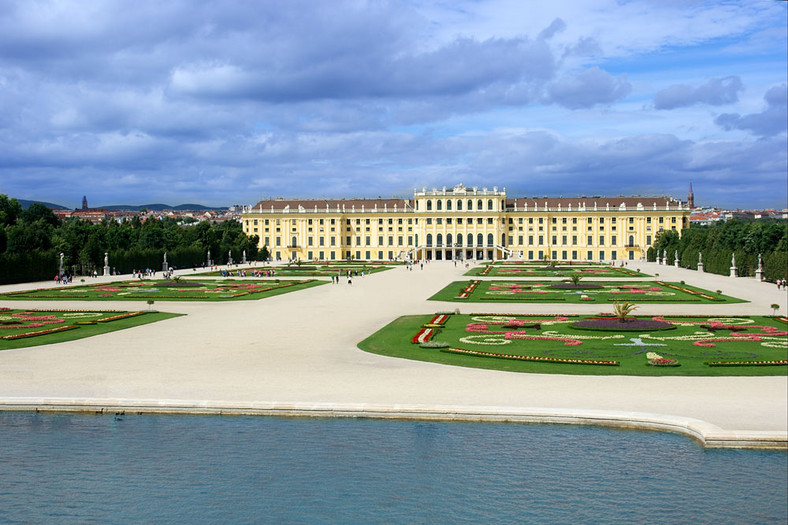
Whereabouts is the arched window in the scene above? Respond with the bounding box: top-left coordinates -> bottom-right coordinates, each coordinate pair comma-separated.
456,234 -> 462,246
291,236 -> 297,247
446,200 -> 452,211
457,200 -> 463,211
477,199 -> 483,210
502,233 -> 506,245
629,235 -> 634,247
477,233 -> 483,246
487,199 -> 493,210
467,233 -> 473,246
487,233 -> 494,246
426,200 -> 432,211
437,200 -> 442,211
426,233 -> 433,247
436,234 -> 443,247
468,199 -> 473,210
446,233 -> 453,246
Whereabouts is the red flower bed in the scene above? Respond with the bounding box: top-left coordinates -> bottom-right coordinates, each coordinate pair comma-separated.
412,328 -> 434,344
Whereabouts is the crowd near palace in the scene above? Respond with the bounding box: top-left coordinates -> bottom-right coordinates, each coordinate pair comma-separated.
241,183 -> 690,263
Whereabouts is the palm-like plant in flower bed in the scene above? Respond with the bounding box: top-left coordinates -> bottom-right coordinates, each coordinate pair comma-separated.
571,301 -> 676,331
614,300 -> 638,321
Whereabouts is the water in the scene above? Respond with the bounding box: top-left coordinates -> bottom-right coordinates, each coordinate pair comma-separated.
0,413 -> 785,524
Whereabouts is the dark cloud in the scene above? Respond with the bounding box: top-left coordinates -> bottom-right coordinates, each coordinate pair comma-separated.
0,1 -> 784,210
546,67 -> 631,109
654,76 -> 743,109
715,84 -> 787,137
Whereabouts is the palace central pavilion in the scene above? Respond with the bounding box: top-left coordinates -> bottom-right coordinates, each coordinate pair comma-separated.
241,184 -> 690,262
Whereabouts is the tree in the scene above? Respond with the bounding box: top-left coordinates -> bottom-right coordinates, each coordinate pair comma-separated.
613,301 -> 638,322
0,195 -> 22,227
22,203 -> 60,228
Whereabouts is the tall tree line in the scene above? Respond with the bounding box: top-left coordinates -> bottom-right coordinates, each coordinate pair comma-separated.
0,195 -> 267,284
647,218 -> 787,282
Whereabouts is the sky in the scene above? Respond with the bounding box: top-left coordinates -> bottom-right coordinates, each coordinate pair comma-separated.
0,0 -> 786,210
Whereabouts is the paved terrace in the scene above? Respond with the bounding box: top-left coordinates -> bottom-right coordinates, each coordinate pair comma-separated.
0,261 -> 785,449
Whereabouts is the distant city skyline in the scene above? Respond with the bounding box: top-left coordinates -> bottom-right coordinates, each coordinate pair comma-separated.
0,1 -> 785,210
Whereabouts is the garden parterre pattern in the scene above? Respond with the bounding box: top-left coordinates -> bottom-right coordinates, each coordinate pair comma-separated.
431,280 -> 744,303
358,313 -> 788,376
465,262 -> 647,277
202,263 -> 394,277
0,279 -> 324,301
0,307 -> 180,350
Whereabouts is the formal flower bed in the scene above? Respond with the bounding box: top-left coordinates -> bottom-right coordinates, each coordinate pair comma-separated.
2,324 -> 79,340
432,280 -> 741,304
456,280 -> 479,299
441,346 -> 619,366
0,309 -> 152,341
549,283 -> 603,289
429,314 -> 451,325
97,311 -> 146,323
646,352 -> 680,367
705,360 -> 788,367
0,308 -> 178,349
412,328 -> 434,344
0,279 -> 321,301
359,312 -> 788,376
571,318 -> 676,331
467,263 -> 648,278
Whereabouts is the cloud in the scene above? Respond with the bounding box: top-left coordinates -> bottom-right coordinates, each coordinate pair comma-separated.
715,84 -> 787,137
654,76 -> 743,109
0,0 -> 785,210
546,67 -> 631,109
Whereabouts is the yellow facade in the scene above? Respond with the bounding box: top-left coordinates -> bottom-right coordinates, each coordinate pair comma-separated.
241,184 -> 689,262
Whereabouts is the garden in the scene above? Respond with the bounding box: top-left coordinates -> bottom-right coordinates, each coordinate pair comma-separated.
0,307 -> 180,350
465,262 -> 647,278
430,280 -> 743,303
0,278 -> 324,301
358,311 -> 788,376
199,262 -> 395,278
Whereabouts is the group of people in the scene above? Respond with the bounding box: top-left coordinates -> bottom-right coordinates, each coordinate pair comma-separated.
132,268 -> 157,279
330,269 -> 366,284
776,279 -> 787,290
54,272 -> 73,284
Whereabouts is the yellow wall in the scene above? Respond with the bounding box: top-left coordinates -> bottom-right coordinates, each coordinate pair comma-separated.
242,188 -> 688,262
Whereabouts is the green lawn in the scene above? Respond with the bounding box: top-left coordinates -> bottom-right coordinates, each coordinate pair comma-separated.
200,263 -> 394,277
0,279 -> 325,301
358,313 -> 788,376
0,308 -> 182,350
430,280 -> 743,303
465,262 -> 648,278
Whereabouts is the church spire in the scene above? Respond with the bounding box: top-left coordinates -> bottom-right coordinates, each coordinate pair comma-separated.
82,195 -> 88,210
687,183 -> 694,209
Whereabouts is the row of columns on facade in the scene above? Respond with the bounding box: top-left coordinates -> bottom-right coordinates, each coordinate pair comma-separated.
656,250 -> 766,280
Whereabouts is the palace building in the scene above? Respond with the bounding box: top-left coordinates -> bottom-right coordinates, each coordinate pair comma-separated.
241,184 -> 690,262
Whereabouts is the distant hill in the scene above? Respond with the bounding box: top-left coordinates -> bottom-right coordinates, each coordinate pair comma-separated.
101,203 -> 224,211
16,199 -> 69,210
13,198 -> 225,211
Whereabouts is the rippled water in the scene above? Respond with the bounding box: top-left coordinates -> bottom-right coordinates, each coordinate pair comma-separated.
0,413 -> 785,524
